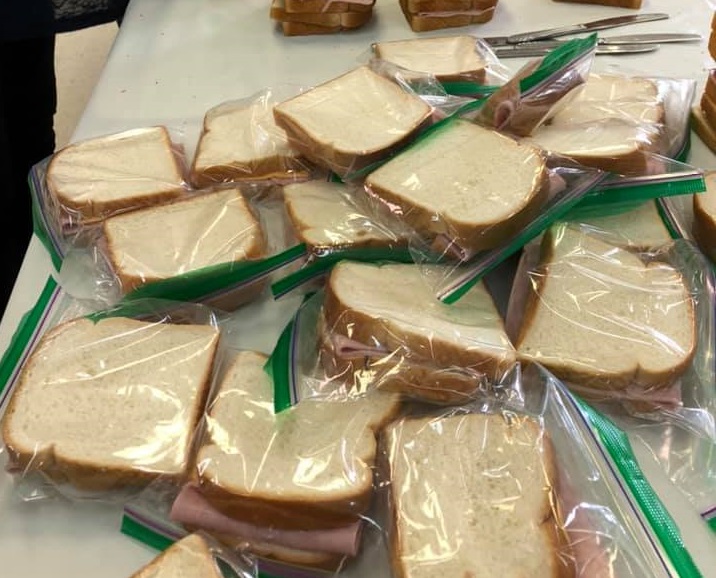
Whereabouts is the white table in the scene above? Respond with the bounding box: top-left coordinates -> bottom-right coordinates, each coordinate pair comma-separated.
1,0 -> 715,576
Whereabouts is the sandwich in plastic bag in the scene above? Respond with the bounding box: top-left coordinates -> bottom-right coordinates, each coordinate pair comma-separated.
522,72 -> 697,176
361,118 -> 605,302
0,291 -> 225,503
272,62 -> 471,180
31,125 -> 192,268
190,88 -> 315,187
269,0 -> 376,37
368,34 -> 510,96
473,34 -> 597,137
120,359 -> 698,578
507,223 -> 715,429
124,532 -> 256,578
123,347 -> 400,576
267,261 -> 519,407
57,184 -> 304,312
398,0 -> 498,33
270,178 -> 413,299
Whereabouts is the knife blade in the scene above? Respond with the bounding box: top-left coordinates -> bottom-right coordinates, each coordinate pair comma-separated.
506,33 -> 702,51
492,43 -> 660,58
483,12 -> 669,46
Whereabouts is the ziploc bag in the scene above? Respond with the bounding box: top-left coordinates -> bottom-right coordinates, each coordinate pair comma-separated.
506,223 -> 715,432
521,72 -> 697,176
119,346 -> 398,577
472,34 -> 598,137
122,531 -> 257,578
267,261 -> 520,408
0,285 -> 226,504
271,60 -> 476,181
31,126 -> 192,270
269,178 -> 413,299
190,87 -> 316,188
57,184 -> 304,313
360,118 -> 605,304
120,357 -> 697,578
367,34 -> 510,96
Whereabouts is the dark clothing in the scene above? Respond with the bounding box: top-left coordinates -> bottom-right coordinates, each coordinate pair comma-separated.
1,1 -> 129,41
0,1 -> 128,317
0,36 -> 57,315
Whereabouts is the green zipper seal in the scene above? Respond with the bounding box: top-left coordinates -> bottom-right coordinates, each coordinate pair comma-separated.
0,276 -> 58,400
578,173 -> 706,210
578,400 -> 703,578
441,82 -> 500,97
265,318 -> 294,413
271,247 -> 415,299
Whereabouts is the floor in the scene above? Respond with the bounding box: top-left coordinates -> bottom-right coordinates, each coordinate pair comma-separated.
55,23 -> 118,149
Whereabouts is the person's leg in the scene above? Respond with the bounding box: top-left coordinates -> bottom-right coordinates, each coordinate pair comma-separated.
0,35 -> 56,317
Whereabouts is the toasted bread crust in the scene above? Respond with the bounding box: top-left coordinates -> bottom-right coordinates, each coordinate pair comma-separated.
701,92 -> 716,129
283,0 -> 374,12
552,0 -> 641,7
691,104 -> 716,156
271,1 -> 373,26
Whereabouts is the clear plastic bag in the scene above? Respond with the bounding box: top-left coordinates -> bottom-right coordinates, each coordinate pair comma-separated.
506,224 -> 715,434
56,184 -> 301,312
472,34 -> 598,137
521,72 -> 697,176
367,33 -> 510,96
270,178 -> 413,299
0,293 -> 225,504
266,262 -> 520,408
190,87 -> 316,188
30,126 -> 192,268
120,360 -> 693,578
271,61 -> 472,180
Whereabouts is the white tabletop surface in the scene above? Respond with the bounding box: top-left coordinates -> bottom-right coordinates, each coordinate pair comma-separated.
1,0 -> 715,576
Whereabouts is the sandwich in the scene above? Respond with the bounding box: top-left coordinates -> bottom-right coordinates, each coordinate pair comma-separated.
282,0 -> 375,12
398,0 -> 497,33
319,261 -> 517,403
170,350 -> 401,572
384,412 -> 565,578
271,0 -> 375,36
46,126 -> 186,229
692,170 -> 716,262
273,66 -> 433,176
102,187 -> 268,310
128,533 -> 251,578
691,71 -> 716,155
524,74 -> 665,175
372,35 -> 487,83
568,201 -> 672,252
1,316 -> 220,491
516,225 -> 696,403
364,119 -> 549,258
282,180 -> 406,253
191,96 -> 311,187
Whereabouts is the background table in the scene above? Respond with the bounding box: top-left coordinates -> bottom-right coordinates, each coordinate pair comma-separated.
1,0 -> 715,576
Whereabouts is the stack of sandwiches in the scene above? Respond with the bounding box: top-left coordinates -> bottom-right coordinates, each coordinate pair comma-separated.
691,70 -> 716,155
692,170 -> 716,263
552,0 -> 641,8
270,0 -> 376,36
398,0 -> 498,33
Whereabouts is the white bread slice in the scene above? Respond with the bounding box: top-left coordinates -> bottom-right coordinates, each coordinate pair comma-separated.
283,180 -> 403,251
526,74 -> 664,175
692,171 -> 716,262
102,187 -> 267,295
571,201 -> 672,252
273,66 -> 433,176
365,120 -> 548,256
129,533 -> 225,578
1,317 -> 220,491
516,226 -> 696,393
195,351 -> 401,530
373,36 -> 486,83
47,126 -> 186,223
191,98 -> 310,187
322,262 -> 516,399
385,412 -> 562,578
